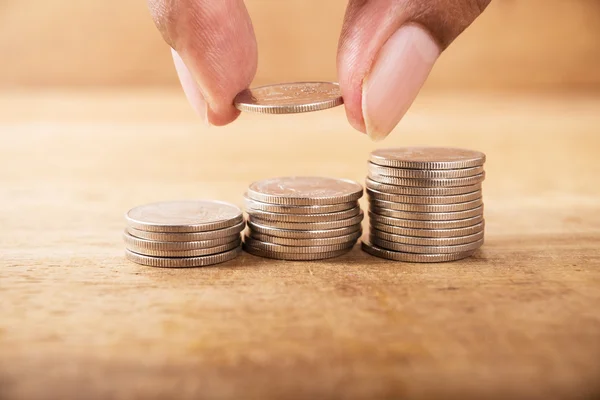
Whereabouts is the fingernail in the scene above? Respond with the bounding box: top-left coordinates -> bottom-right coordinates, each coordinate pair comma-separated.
171,49 -> 210,127
362,25 -> 440,141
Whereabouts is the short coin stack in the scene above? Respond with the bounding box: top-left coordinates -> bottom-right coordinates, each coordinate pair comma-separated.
363,147 -> 486,262
124,200 -> 244,267
243,177 -> 364,260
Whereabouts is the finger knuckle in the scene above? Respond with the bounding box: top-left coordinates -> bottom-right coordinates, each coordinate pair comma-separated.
147,0 -> 180,49
465,0 -> 492,16
408,0 -> 491,49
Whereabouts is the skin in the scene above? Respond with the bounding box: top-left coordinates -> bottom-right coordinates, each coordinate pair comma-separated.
147,0 -> 491,137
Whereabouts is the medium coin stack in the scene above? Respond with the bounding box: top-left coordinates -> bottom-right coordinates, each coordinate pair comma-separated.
124,200 -> 244,267
243,177 -> 364,260
363,147 -> 486,262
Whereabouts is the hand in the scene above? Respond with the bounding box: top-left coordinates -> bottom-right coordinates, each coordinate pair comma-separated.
148,0 -> 490,140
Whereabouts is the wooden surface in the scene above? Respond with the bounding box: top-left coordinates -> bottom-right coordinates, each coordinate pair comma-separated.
1,90 -> 600,400
2,0 -> 600,90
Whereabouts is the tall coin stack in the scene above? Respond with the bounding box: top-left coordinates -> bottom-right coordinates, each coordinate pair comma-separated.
243,177 -> 364,260
124,200 -> 244,267
362,147 -> 486,262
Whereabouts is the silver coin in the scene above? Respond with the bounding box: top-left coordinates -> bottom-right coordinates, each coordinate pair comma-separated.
126,221 -> 245,242
247,176 -> 363,206
370,147 -> 486,170
370,229 -> 484,246
248,230 -> 362,246
370,236 -> 484,254
125,247 -> 242,268
244,237 -> 354,254
362,241 -> 476,263
366,179 -> 482,196
369,198 -> 483,212
369,211 -> 483,229
126,200 -> 243,233
370,205 -> 484,221
366,188 -> 482,204
370,220 -> 485,238
234,82 -> 343,114
123,231 -> 241,250
244,196 -> 357,214
248,220 -> 362,239
243,243 -> 352,261
368,172 -> 485,188
246,206 -> 360,223
126,239 -> 241,258
249,211 -> 363,231
368,163 -> 484,179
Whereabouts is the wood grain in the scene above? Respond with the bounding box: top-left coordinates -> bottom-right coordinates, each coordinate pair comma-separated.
1,91 -> 599,399
1,0 -> 600,90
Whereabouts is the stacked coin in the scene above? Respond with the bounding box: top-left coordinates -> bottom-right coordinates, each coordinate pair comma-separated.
363,147 -> 486,262
124,200 -> 244,267
243,177 -> 364,260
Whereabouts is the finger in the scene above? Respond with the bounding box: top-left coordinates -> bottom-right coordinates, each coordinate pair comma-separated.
338,0 -> 491,140
171,49 -> 208,122
148,0 -> 258,126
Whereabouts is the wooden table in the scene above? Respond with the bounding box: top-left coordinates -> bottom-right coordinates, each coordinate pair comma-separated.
1,91 -> 599,400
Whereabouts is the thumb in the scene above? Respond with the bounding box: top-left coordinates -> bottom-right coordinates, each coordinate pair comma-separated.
148,0 -> 258,126
337,0 -> 491,140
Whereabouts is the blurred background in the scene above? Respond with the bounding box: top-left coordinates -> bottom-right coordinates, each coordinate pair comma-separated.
1,0 -> 599,92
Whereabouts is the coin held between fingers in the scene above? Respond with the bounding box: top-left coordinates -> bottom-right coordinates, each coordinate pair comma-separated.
234,82 -> 343,114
